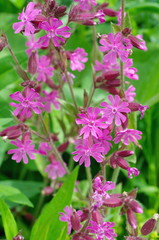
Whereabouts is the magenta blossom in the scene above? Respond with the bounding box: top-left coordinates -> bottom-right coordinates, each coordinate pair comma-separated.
42,90 -> 60,112
74,0 -> 97,11
87,220 -> 117,240
13,2 -> 41,36
26,35 -> 41,56
10,88 -> 44,121
8,138 -> 37,164
100,95 -> 130,126
125,85 -> 136,102
69,48 -> 88,72
76,107 -> 108,139
94,129 -> 112,155
38,142 -> 51,155
45,161 -> 66,180
124,59 -> 138,80
38,18 -> 71,47
114,129 -> 142,145
37,56 -> 54,82
99,33 -> 132,64
72,139 -> 104,167
92,177 -> 116,208
59,206 -> 82,234
128,167 -> 140,179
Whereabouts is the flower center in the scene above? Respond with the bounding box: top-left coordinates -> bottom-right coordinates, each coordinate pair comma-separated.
112,107 -> 117,114
22,99 -> 30,108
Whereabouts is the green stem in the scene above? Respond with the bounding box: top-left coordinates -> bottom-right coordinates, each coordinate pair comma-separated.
111,167 -> 120,183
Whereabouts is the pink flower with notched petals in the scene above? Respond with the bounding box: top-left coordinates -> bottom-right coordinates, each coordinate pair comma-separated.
72,139 -> 104,167
45,161 -> 66,180
124,59 -> 138,80
76,107 -> 108,139
8,139 -> 37,164
13,2 -> 41,36
26,35 -> 41,56
38,142 -> 51,155
69,48 -> 88,72
114,129 -> 142,145
74,0 -> 97,11
128,167 -> 140,179
94,129 -> 112,155
87,220 -> 117,240
36,56 -> 54,82
100,95 -> 130,126
99,33 -> 132,64
42,90 -> 60,112
38,18 -> 71,47
125,85 -> 136,102
10,88 -> 44,121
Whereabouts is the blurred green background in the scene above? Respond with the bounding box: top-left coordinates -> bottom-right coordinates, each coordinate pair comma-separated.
0,0 -> 159,239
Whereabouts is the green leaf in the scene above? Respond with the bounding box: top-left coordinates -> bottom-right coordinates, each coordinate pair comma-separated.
0,185 -> 33,207
30,166 -> 79,240
127,2 -> 159,14
124,12 -> 132,29
0,118 -> 13,127
111,23 -> 121,33
0,180 -> 43,199
9,0 -> 25,9
0,199 -> 18,240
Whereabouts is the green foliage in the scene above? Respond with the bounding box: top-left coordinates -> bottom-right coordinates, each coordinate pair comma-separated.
0,199 -> 18,240
30,166 -> 79,240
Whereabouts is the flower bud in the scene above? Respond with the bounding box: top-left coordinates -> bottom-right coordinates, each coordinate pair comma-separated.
141,218 -> 156,235
28,52 -> 37,75
98,3 -> 109,9
128,35 -> 147,51
103,8 -> 118,17
129,200 -> 143,214
55,6 -> 67,18
41,186 -> 54,196
92,210 -> 103,224
71,211 -> 82,232
45,77 -> 59,89
104,197 -> 123,207
58,141 -> 69,152
117,150 -> 134,157
0,125 -> 23,140
21,80 -> 36,88
127,209 -> 137,229
13,232 -> 24,240
116,157 -> 130,170
0,34 -> 7,51
80,208 -> 89,222
122,28 -> 132,36
103,71 -> 120,81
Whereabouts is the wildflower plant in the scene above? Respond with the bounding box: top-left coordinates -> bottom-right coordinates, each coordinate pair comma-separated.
0,0 -> 158,240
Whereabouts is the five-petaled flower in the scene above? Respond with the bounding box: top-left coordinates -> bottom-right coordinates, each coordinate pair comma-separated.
38,18 -> 71,47
69,48 -> 88,72
100,95 -> 130,126
13,2 -> 41,36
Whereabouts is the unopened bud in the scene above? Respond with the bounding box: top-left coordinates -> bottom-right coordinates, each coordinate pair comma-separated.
13,232 -> 24,240
127,208 -> 137,229
122,28 -> 132,36
58,141 -> 69,152
128,35 -> 147,51
103,8 -> 118,17
103,71 -> 120,80
104,197 -> 123,207
0,125 -> 23,140
129,200 -> 143,214
28,52 -> 37,75
0,34 -> 7,51
55,6 -> 67,18
41,186 -> 54,196
92,210 -> 103,224
117,157 -> 130,170
117,150 -> 134,157
71,211 -> 82,232
141,214 -> 159,235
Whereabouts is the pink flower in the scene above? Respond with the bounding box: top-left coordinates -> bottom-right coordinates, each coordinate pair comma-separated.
10,88 -> 44,121
38,18 -> 71,47
94,129 -> 112,155
92,177 -> 115,208
99,33 -> 132,64
125,85 -> 136,102
127,167 -> 140,179
42,90 -> 60,112
26,36 -> 41,56
69,48 -> 88,72
59,206 -> 82,234
124,59 -> 138,80
62,71 -> 75,83
76,107 -> 108,139
13,2 -> 41,36
87,220 -> 117,240
38,142 -> 51,155
72,139 -> 104,167
100,95 -> 130,126
8,138 -> 37,164
37,56 -> 54,82
45,161 -> 66,180
74,0 -> 97,11
114,129 -> 142,145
